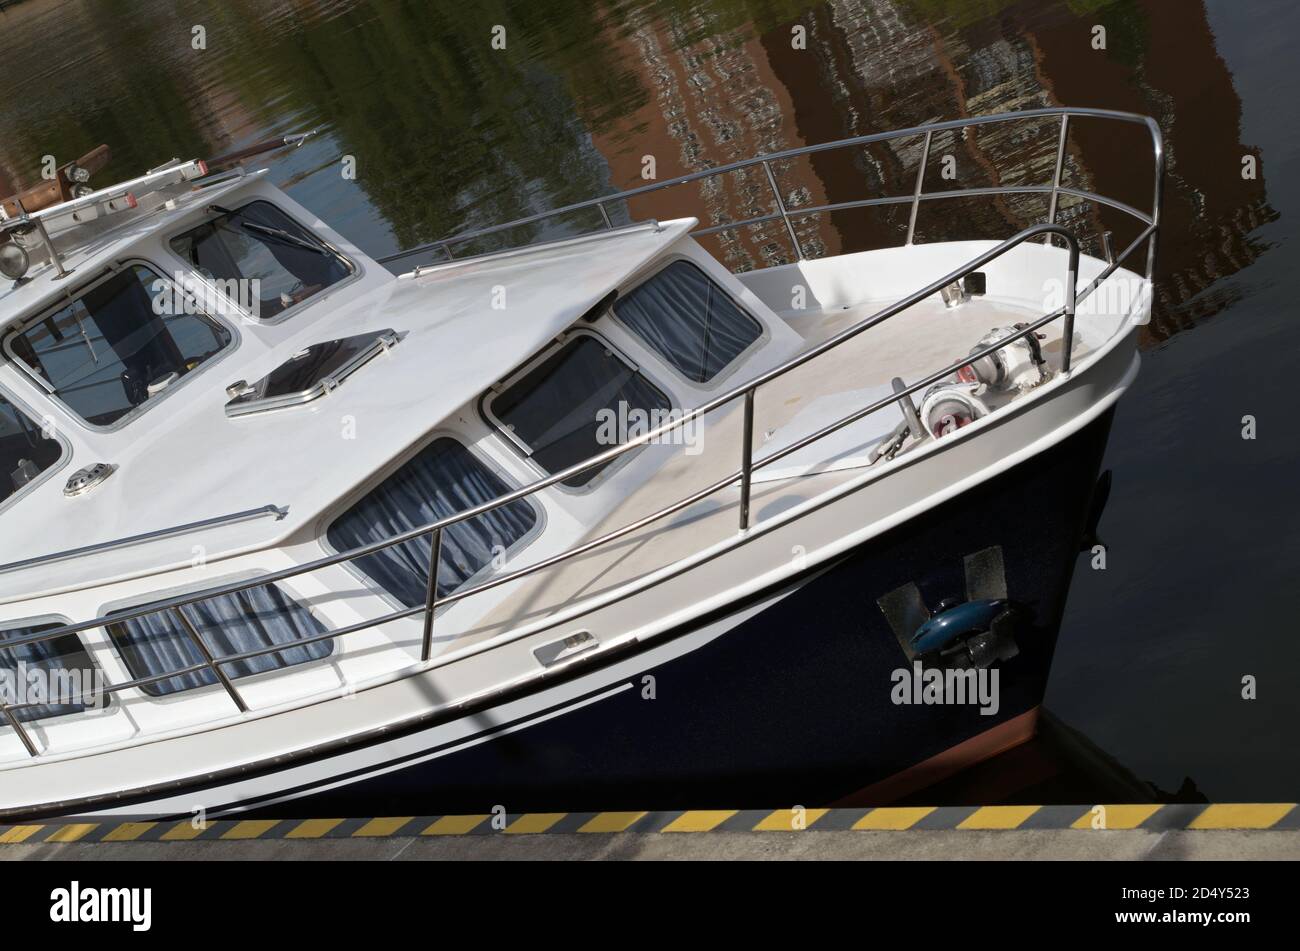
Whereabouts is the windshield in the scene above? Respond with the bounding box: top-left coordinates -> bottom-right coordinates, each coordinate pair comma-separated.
170,200 -> 353,320
8,264 -> 232,428
486,334 -> 672,488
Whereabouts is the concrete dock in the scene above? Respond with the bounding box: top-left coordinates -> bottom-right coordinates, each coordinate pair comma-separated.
4,829 -> 1299,861
4,804 -> 1297,860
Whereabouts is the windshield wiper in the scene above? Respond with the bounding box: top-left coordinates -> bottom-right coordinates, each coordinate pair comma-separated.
239,219 -> 327,255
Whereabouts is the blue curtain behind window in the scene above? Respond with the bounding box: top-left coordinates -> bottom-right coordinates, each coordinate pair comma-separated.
615,260 -> 761,383
0,624 -> 97,722
327,438 -> 538,608
108,583 -> 332,698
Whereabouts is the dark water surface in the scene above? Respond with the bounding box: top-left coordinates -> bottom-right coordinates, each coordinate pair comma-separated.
1,0 -> 1295,802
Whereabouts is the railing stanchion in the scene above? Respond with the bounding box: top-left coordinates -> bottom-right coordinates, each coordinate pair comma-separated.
762,160 -> 803,261
906,130 -> 932,246
2,706 -> 38,757
739,389 -> 755,530
171,607 -> 248,714
1062,241 -> 1079,374
598,202 -> 613,230
421,527 -> 444,662
891,377 -> 924,437
1146,117 -> 1164,282
1045,114 -> 1070,245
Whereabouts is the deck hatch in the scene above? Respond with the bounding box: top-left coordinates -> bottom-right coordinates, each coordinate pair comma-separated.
224,328 -> 400,417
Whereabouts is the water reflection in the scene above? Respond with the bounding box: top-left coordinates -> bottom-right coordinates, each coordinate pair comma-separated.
0,0 -> 1274,339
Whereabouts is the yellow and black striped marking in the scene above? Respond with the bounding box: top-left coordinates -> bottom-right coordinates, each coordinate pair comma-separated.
1,803 -> 1295,844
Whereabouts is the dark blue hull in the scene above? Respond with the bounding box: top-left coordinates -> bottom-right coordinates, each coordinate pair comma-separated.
11,410 -> 1114,823
253,408 -> 1116,816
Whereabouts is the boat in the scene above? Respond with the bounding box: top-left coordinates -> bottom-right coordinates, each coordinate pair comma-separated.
0,108 -> 1162,819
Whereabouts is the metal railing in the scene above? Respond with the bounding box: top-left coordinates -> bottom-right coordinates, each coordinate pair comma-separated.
0,505 -> 289,576
0,108 -> 1163,758
380,106 -> 1162,281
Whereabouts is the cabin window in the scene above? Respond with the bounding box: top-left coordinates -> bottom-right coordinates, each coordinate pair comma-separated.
614,260 -> 762,383
0,622 -> 101,723
7,265 -> 232,427
327,437 -> 539,608
0,392 -> 61,506
486,334 -> 672,488
170,201 -> 353,321
106,583 -> 333,698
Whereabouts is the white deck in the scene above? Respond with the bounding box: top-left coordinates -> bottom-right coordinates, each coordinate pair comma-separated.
465,289 -> 1088,642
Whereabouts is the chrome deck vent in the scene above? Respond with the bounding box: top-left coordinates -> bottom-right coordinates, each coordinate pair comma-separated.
64,462 -> 116,497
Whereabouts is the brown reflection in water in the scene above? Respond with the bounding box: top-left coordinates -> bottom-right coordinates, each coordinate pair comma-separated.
1024,0 -> 1276,342
587,7 -> 839,271
0,0 -> 1275,348
584,0 -> 1274,345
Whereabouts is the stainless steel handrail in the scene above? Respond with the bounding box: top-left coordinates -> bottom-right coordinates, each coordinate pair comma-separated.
0,505 -> 289,575
905,129 -> 933,245
0,224 -> 1084,739
2,221 -> 1083,649
379,106 -> 1163,279
1,107 -> 1163,757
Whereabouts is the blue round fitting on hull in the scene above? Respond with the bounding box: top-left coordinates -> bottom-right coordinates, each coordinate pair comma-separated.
910,599 -> 1006,654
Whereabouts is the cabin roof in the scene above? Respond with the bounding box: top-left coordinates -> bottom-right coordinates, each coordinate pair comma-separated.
0,215 -> 696,603
0,174 -> 255,329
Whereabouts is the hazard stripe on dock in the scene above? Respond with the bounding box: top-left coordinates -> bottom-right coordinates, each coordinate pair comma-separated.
1,803 -> 1295,844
